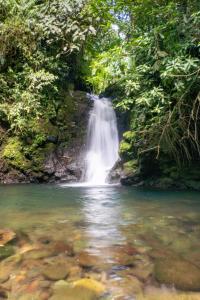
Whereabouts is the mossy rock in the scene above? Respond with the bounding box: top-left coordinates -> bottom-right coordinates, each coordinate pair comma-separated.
154,257 -> 200,291
49,280 -> 98,300
42,262 -> 69,280
123,160 -> 138,176
2,137 -> 31,171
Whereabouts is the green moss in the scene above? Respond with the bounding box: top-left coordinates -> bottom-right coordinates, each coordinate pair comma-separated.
123,131 -> 136,140
123,159 -> 138,176
120,141 -> 132,154
2,137 -> 31,171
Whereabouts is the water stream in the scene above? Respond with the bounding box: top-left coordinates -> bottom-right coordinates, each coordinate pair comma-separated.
84,95 -> 119,185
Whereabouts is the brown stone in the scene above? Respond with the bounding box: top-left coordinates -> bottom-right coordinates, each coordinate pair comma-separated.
42,263 -> 69,280
76,252 -> 98,268
0,229 -> 16,246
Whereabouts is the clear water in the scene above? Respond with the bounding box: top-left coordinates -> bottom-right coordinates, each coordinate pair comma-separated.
1,184 -> 200,299
85,95 -> 119,185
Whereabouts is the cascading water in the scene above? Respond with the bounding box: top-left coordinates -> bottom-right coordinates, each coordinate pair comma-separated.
84,95 -> 119,185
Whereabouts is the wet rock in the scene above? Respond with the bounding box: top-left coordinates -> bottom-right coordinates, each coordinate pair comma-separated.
154,257 -> 200,291
73,239 -> 88,252
73,278 -> 105,296
0,245 -> 15,260
113,244 -> 140,267
53,241 -> 74,256
115,253 -> 136,267
49,280 -> 97,300
119,244 -> 139,256
0,264 -> 12,283
131,264 -> 153,281
0,229 -> 16,246
68,266 -> 82,281
184,250 -> 200,268
77,252 -> 99,268
15,231 -> 31,248
23,248 -> 53,260
170,236 -> 194,254
0,254 -> 22,283
107,159 -> 122,183
42,262 -> 69,280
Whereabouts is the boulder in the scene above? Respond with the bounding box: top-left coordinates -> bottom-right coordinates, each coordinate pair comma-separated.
154,257 -> 200,291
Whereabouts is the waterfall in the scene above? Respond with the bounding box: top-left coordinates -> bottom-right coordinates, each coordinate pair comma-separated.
84,95 -> 119,185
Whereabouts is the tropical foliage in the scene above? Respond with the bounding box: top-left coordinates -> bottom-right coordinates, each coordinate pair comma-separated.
0,0 -> 200,175
0,0 -> 96,170
86,0 -> 200,165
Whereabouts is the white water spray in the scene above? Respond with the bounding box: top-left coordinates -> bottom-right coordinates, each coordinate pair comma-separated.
84,95 -> 119,185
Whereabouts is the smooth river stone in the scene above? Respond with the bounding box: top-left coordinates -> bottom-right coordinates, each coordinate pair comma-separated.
154,257 -> 200,291
76,252 -> 99,268
42,263 -> 69,280
49,280 -> 98,300
73,278 -> 105,295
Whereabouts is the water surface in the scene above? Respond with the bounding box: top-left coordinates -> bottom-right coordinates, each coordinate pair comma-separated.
0,184 -> 200,299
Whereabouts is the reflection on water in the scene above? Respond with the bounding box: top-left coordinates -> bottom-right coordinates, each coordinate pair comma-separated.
0,185 -> 200,299
82,187 -> 125,256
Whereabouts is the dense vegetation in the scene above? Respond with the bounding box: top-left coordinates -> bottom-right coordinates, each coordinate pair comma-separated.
0,0 -> 96,173
0,0 -> 200,186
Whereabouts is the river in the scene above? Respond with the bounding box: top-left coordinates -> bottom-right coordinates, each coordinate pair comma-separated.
0,184 -> 200,299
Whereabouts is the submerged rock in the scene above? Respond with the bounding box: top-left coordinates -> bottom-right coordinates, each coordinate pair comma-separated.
154,257 -> 200,291
131,263 -> 153,281
77,252 -> 99,268
0,229 -> 16,246
23,248 -> 53,260
73,278 -> 105,296
53,241 -> 74,256
49,280 -> 99,300
42,262 -> 69,280
0,254 -> 22,283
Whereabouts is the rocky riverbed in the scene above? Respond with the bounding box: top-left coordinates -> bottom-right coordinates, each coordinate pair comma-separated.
0,185 -> 200,300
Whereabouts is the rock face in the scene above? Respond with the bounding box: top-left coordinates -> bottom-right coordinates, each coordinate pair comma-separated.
120,150 -> 200,191
43,142 -> 85,183
107,159 -> 123,183
0,91 -> 90,184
